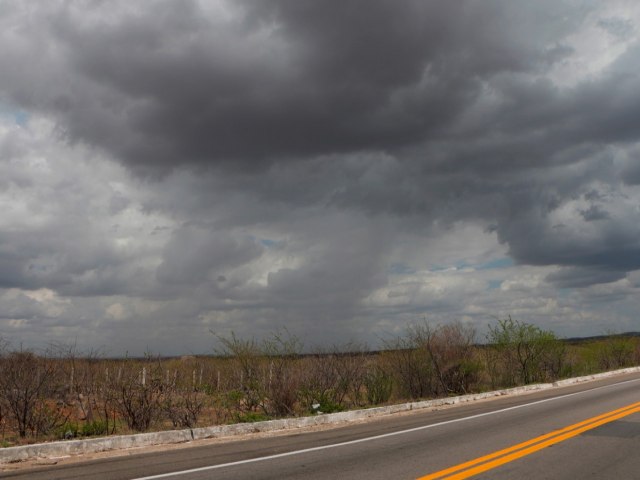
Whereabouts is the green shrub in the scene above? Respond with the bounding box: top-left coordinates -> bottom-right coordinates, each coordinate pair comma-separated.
235,412 -> 270,423
364,367 -> 393,405
81,420 -> 108,437
55,422 -> 79,440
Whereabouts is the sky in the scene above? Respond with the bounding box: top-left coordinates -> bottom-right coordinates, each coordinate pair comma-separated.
2,0 -> 640,355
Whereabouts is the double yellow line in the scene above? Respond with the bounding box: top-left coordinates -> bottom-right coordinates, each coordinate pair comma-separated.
418,400 -> 640,480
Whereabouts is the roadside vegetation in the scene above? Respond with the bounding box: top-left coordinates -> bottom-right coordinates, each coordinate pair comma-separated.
1,319 -> 639,446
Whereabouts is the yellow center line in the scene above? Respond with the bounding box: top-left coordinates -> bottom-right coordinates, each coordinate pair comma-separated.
417,401 -> 640,480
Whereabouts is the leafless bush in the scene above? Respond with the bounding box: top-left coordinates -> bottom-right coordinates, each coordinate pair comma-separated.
382,326 -> 434,400
160,359 -> 208,429
57,345 -> 109,429
163,389 -> 206,429
331,343 -> 369,408
298,352 -> 347,413
106,359 -> 164,432
422,322 -> 480,395
262,331 -> 302,417
0,348 -> 67,438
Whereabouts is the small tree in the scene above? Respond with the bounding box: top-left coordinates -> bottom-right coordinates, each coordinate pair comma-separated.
486,317 -> 564,386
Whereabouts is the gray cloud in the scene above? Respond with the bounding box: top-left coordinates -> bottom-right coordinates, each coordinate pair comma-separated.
598,16 -> 636,41
580,205 -> 610,221
156,225 -> 264,287
546,267 -> 627,289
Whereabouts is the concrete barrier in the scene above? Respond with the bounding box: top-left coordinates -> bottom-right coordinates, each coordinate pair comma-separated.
2,366 -> 639,464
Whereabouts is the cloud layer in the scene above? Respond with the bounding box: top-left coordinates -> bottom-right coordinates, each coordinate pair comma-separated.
2,1 -> 640,354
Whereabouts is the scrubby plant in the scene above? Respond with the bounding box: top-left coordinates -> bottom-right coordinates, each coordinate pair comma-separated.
0,349 -> 68,438
382,325 -> 435,400
163,389 -> 206,429
485,316 -> 564,386
216,333 -> 267,415
364,365 -> 393,405
422,322 -> 480,395
106,359 -> 165,432
262,330 -> 303,417
298,351 -> 349,413
81,419 -> 109,437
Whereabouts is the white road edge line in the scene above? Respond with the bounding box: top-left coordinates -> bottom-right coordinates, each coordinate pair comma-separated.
133,378 -> 640,480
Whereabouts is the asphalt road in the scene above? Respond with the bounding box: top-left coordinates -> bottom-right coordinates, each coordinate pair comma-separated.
5,372 -> 640,480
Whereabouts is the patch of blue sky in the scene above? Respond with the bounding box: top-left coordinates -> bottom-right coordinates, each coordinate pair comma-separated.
428,261 -> 473,271
389,263 -> 415,275
428,265 -> 447,272
0,103 -> 29,126
259,238 -> 277,247
14,110 -> 29,126
488,279 -> 503,290
428,264 -> 461,272
428,257 -> 513,273
477,257 -> 514,270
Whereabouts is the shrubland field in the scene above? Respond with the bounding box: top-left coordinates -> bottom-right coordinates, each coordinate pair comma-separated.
1,318 -> 639,447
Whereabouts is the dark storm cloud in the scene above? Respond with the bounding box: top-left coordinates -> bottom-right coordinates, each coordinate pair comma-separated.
546,267 -> 627,289
498,200 -> 640,284
0,0 -> 580,172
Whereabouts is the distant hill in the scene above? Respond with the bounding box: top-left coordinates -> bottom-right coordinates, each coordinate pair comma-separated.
564,332 -> 640,345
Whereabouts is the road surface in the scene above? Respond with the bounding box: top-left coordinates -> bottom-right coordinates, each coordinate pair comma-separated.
4,372 -> 640,479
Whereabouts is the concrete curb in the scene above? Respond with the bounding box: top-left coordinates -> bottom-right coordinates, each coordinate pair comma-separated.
2,366 -> 639,464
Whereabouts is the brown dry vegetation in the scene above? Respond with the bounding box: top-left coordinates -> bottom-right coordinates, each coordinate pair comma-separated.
1,319 -> 639,447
